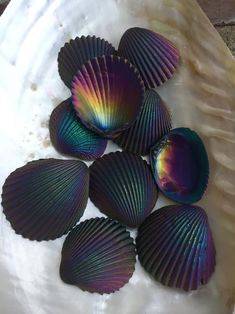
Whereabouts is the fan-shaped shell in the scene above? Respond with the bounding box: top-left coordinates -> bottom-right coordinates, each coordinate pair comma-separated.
136,205 -> 216,291
58,35 -> 115,88
118,27 -> 180,89
1,159 -> 89,241
150,128 -> 209,204
114,89 -> 172,155
49,98 -> 107,160
89,151 -> 158,227
60,217 -> 136,294
71,55 -> 145,138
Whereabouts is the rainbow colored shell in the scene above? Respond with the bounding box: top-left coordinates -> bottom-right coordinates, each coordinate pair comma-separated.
150,128 -> 209,204
1,159 -> 89,241
118,27 -> 180,89
49,98 -> 107,160
89,151 -> 158,227
60,217 -> 136,294
114,89 -> 172,155
58,35 -> 115,87
72,55 -> 145,138
136,205 -> 216,291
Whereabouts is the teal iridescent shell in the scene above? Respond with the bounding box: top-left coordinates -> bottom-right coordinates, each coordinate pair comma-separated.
60,217 -> 136,294
89,151 -> 158,227
49,98 -> 107,160
1,159 -> 89,241
58,35 -> 115,88
150,128 -> 209,204
72,55 -> 145,138
136,205 -> 216,291
118,27 -> 180,89
114,89 -> 172,155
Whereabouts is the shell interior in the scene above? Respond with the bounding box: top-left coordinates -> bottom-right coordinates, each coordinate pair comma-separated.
150,127 -> 209,204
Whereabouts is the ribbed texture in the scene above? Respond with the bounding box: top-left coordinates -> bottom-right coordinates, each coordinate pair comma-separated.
114,89 -> 172,155
118,27 -> 180,89
1,159 -> 89,241
58,35 -> 115,88
89,151 -> 158,227
136,205 -> 216,291
150,128 -> 209,204
71,55 -> 145,138
49,98 -> 107,160
60,217 -> 136,294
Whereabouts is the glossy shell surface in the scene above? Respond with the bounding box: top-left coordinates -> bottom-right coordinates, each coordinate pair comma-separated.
150,128 -> 209,204
118,27 -> 180,89
136,205 -> 216,291
72,55 -> 145,138
60,217 -> 136,294
49,98 -> 107,160
58,35 -> 115,87
89,151 -> 158,227
114,89 -> 172,155
1,159 -> 89,241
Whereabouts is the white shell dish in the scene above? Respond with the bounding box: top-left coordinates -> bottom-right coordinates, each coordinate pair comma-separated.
0,1 -> 235,314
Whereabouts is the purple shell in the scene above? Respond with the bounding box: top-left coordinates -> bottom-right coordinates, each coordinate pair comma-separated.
58,35 -> 115,88
150,128 -> 209,204
114,89 -> 172,155
118,27 -> 180,89
72,55 -> 145,138
49,98 -> 107,160
1,159 -> 89,241
136,205 -> 216,291
60,217 -> 136,294
89,151 -> 158,228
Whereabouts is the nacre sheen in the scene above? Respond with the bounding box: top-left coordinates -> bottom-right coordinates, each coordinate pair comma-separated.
136,205 -> 216,291
150,128 -> 209,204
60,217 -> 136,294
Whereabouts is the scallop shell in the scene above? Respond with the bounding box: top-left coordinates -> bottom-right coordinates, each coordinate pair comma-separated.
60,217 -> 136,294
49,98 -> 107,160
118,27 -> 180,89
136,205 -> 216,291
150,128 -> 209,204
58,35 -> 115,88
89,151 -> 158,227
71,55 -> 145,138
114,89 -> 172,155
1,159 -> 89,241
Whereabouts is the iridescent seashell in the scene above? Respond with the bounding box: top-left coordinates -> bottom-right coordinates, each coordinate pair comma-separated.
1,159 -> 89,241
150,128 -> 209,204
72,55 -> 145,138
118,27 -> 180,89
58,35 -> 115,88
60,217 -> 136,294
114,89 -> 172,155
136,205 -> 216,291
89,151 -> 158,227
49,98 -> 107,160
